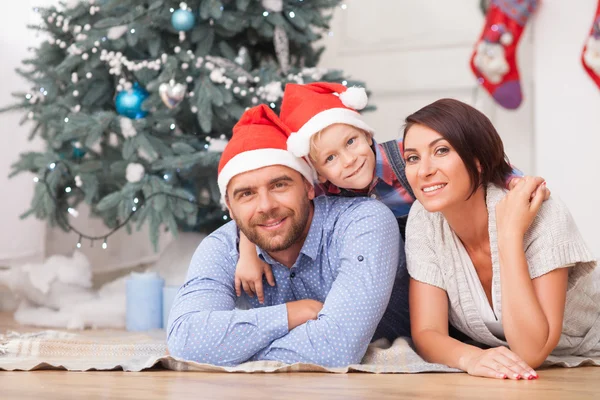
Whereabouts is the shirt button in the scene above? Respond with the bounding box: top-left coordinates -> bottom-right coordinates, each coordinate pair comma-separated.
290,272 -> 296,278
357,255 -> 364,262
370,194 -> 377,199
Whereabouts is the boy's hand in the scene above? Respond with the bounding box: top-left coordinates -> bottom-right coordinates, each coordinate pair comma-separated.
235,261 -> 276,304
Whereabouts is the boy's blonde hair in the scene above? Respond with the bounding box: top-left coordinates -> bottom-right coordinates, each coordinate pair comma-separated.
307,124 -> 373,163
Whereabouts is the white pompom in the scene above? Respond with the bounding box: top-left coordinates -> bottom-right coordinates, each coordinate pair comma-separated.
287,132 -> 310,158
500,32 -> 513,46
339,86 -> 368,110
126,163 -> 145,183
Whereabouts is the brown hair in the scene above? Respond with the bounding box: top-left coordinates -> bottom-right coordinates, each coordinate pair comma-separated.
403,98 -> 513,198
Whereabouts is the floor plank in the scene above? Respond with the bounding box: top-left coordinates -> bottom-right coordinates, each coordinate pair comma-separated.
2,312 -> 600,399
2,368 -> 600,400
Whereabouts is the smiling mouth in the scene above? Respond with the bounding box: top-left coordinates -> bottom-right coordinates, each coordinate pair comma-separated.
346,160 -> 365,179
258,218 -> 286,230
422,183 -> 447,194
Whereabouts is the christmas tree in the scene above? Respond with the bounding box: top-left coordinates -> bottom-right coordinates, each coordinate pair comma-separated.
2,0 -> 367,250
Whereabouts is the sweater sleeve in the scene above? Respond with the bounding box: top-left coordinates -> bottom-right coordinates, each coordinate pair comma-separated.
404,201 -> 446,290
523,196 -> 597,289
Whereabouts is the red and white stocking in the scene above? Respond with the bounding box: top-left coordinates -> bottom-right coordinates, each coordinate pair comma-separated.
470,0 -> 539,109
582,0 -> 600,89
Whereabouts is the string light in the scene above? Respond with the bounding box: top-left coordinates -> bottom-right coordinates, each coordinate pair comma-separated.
36,161 -> 223,249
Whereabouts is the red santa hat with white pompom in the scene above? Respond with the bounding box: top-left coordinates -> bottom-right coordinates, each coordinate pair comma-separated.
281,82 -> 375,158
217,104 -> 315,198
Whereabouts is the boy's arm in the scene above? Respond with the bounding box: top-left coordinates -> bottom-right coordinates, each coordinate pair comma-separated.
235,232 -> 275,304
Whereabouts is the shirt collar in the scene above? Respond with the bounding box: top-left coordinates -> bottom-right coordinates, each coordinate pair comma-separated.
255,198 -> 325,264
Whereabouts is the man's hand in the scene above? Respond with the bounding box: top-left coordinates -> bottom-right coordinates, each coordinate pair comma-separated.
286,299 -> 324,330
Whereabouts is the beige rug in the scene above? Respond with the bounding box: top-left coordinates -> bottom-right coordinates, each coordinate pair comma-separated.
0,330 -> 598,373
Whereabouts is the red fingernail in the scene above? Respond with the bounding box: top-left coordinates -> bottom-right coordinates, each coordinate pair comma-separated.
528,375 -> 534,380
542,181 -> 546,186
503,375 -> 508,379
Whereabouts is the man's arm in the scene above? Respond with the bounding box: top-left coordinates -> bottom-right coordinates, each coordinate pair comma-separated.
166,231 -> 289,366
252,200 -> 401,367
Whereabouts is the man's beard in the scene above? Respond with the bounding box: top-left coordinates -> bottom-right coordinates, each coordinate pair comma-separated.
235,197 -> 311,252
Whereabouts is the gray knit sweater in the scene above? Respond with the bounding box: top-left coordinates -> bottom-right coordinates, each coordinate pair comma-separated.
406,184 -> 600,357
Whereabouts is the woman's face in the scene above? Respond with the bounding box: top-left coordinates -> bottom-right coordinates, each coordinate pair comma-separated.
403,124 -> 474,213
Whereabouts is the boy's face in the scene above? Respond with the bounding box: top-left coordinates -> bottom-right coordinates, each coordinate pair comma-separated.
310,124 -> 375,190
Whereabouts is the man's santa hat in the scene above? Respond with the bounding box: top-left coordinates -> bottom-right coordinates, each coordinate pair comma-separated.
217,104 -> 315,198
281,82 -> 375,158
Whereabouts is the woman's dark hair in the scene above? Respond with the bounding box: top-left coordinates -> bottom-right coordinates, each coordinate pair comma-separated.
403,98 -> 513,198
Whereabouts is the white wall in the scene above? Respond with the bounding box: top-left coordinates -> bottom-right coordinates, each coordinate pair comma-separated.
533,0 -> 600,257
0,0 -> 48,266
321,0 -> 598,258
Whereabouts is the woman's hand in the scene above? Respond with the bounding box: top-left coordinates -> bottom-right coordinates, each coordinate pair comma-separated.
496,176 -> 547,239
463,347 -> 538,380
234,259 -> 275,304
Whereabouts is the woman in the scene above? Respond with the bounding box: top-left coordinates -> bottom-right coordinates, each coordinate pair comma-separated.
403,99 -> 598,380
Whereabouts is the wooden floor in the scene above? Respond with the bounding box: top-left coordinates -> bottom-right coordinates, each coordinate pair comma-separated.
2,313 -> 600,399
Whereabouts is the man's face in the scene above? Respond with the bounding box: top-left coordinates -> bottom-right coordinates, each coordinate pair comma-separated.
226,165 -> 315,252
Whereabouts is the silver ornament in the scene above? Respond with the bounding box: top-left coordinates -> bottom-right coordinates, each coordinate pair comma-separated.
274,25 -> 290,73
159,81 -> 188,109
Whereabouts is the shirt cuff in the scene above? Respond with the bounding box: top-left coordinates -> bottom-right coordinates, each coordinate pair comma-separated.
256,303 -> 289,340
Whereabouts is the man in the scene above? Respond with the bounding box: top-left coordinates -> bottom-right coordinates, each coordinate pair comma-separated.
167,104 -> 410,367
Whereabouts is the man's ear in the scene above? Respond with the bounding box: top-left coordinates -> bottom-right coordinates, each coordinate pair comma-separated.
224,195 -> 233,218
305,180 -> 316,200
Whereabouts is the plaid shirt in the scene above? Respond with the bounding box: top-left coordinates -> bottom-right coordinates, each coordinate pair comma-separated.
319,139 -> 414,218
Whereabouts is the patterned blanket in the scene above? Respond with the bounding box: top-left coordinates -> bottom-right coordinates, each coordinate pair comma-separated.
0,330 -> 598,372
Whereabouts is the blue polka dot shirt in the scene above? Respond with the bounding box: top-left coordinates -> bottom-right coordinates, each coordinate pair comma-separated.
167,196 -> 410,367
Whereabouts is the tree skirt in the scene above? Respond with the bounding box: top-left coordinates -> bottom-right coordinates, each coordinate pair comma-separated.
0,330 -> 598,373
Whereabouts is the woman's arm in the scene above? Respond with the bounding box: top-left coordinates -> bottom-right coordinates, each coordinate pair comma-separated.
497,238 -> 569,368
410,279 -> 479,369
496,177 -> 568,368
410,279 -> 536,379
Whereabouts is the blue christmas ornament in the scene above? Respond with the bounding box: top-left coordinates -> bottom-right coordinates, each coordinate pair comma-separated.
72,145 -> 86,159
115,83 -> 149,119
171,9 -> 196,31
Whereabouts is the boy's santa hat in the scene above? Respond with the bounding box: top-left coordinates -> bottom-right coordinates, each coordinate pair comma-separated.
281,82 -> 375,158
217,104 -> 315,197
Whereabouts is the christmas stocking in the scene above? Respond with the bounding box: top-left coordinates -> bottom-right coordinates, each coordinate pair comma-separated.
470,0 -> 539,109
582,0 -> 600,89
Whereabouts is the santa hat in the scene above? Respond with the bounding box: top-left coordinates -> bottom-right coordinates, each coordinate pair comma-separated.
281,82 -> 375,158
217,104 -> 315,198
